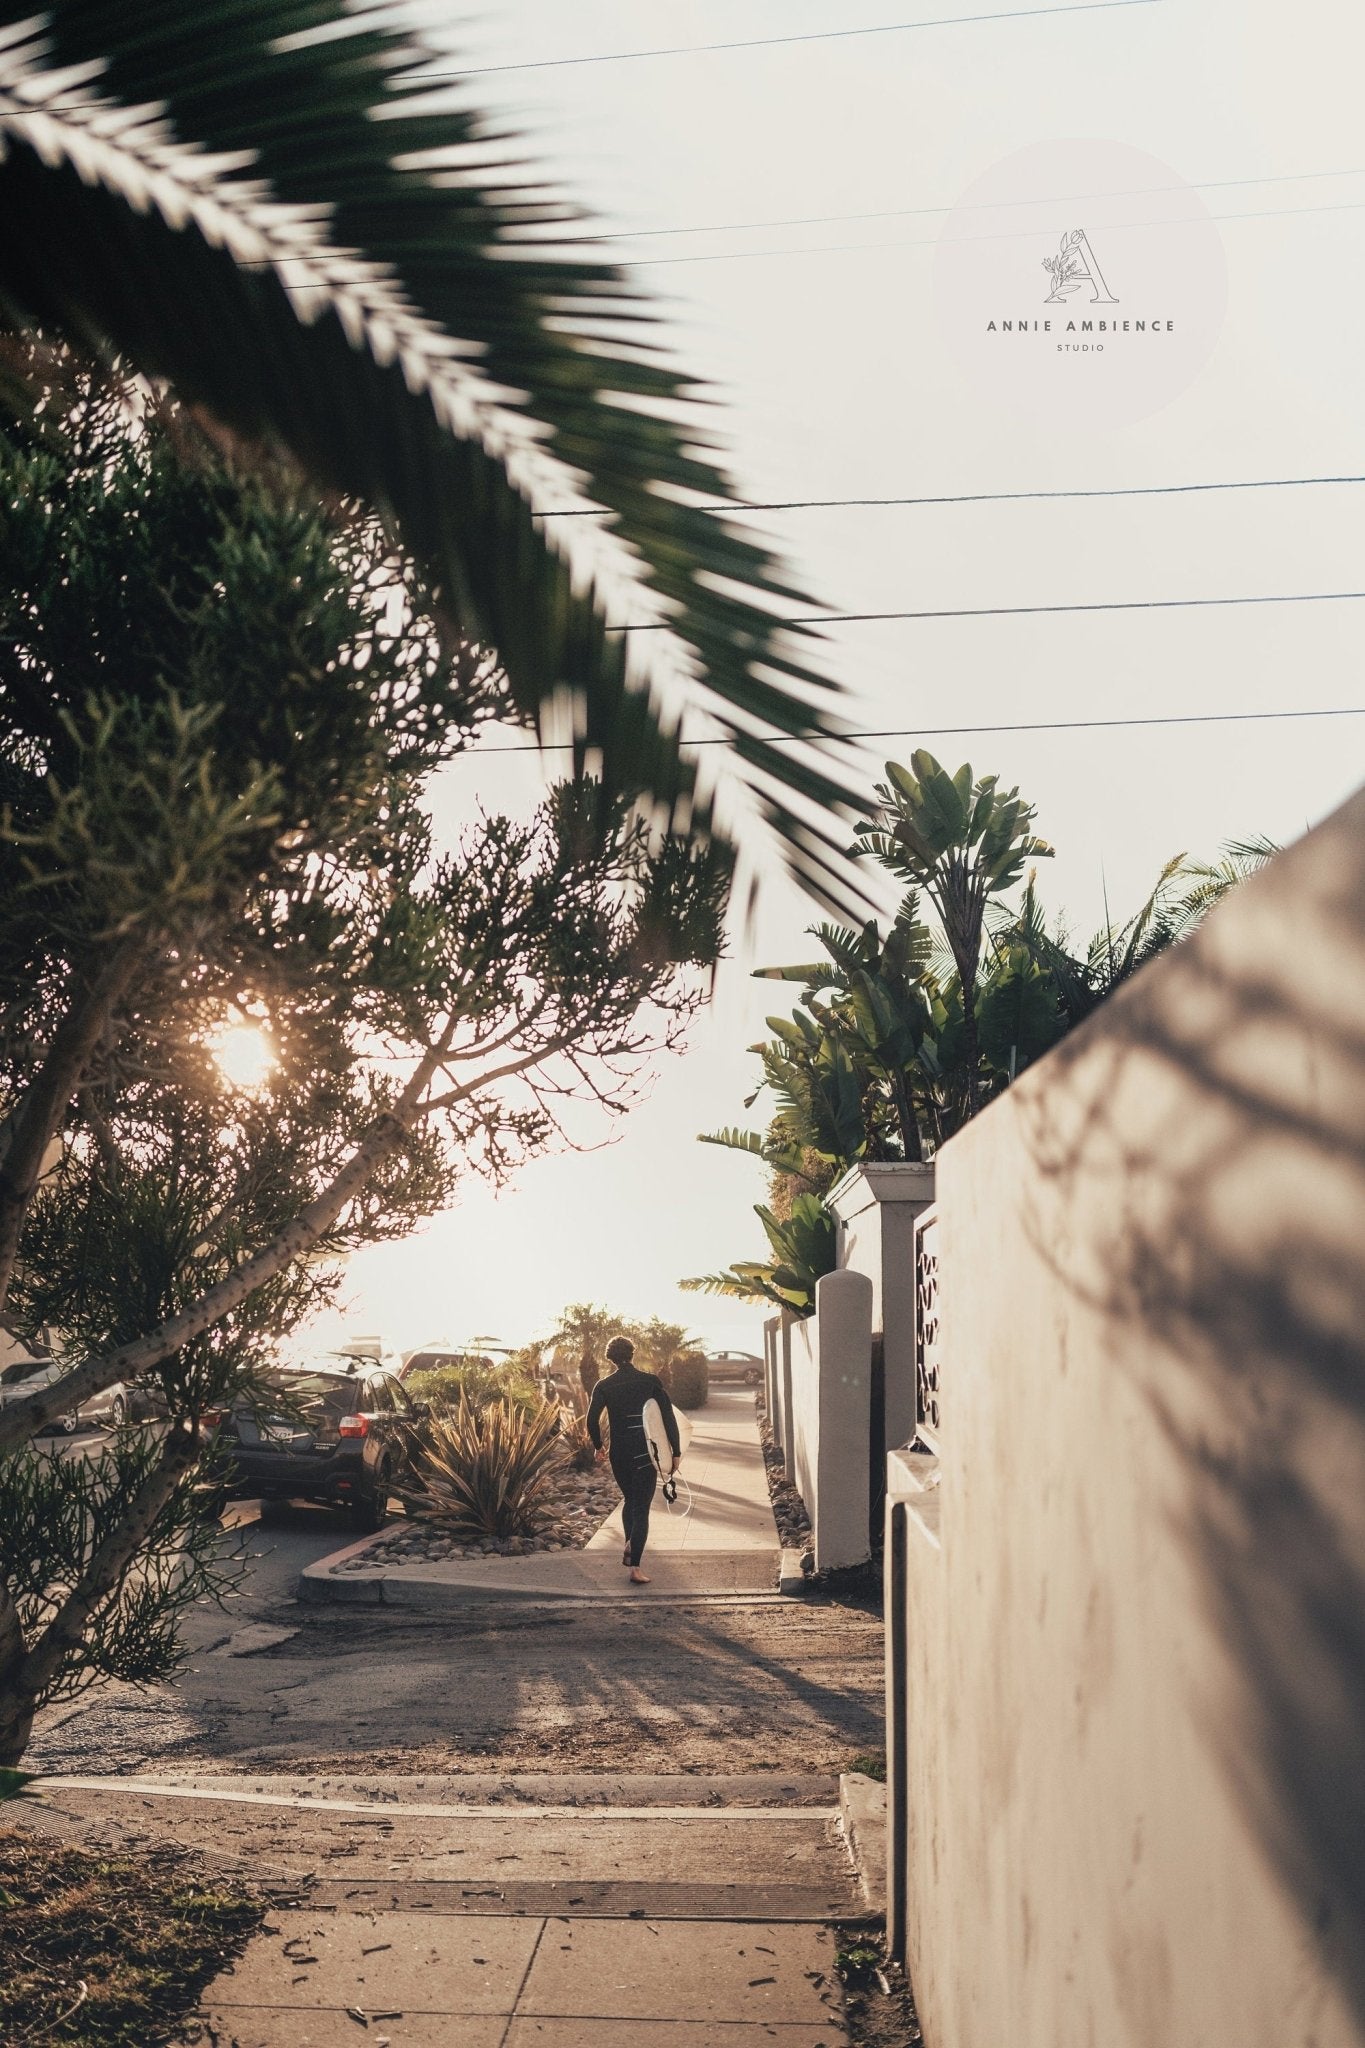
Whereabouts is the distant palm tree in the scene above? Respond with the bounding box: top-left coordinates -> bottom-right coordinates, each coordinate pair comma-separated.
546,1302 -> 620,1397
0,0 -> 865,906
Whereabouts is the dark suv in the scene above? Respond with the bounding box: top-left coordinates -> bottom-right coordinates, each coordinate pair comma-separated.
205,1364 -> 424,1530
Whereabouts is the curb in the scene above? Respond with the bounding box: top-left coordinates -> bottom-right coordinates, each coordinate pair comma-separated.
47,1770 -> 842,1810
838,1771 -> 888,1915
298,1538 -> 785,1609
34,1770 -> 842,1819
778,1545 -> 812,1595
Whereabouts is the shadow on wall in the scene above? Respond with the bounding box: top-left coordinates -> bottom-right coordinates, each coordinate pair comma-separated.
1014,802 -> 1365,2025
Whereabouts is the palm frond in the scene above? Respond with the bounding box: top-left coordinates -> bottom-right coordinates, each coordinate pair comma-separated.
0,1 -> 870,907
1165,835 -> 1280,942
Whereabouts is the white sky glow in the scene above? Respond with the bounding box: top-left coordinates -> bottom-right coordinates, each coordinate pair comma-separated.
305,0 -> 1365,1359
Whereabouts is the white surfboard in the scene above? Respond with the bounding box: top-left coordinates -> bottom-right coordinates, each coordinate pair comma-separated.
642,1395 -> 691,1481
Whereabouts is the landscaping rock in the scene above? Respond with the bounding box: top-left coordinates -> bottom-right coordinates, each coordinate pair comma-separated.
373,1460 -> 621,1566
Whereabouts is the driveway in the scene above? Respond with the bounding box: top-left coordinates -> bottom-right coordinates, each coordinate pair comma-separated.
26,1501 -> 885,1782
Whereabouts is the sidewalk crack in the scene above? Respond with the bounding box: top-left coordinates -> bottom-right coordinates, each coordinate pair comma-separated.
498,1913 -> 548,2047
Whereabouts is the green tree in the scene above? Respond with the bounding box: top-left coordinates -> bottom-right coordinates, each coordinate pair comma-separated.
0,2 -> 866,896
681,1193 -> 837,1318
0,374 -> 726,1763
690,759 -> 1274,1304
852,754 -> 1053,1115
628,1318 -> 699,1375
546,1304 -> 622,1397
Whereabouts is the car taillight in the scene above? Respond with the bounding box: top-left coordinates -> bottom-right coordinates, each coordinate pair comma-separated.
338,1414 -> 370,1439
200,1409 -> 228,1430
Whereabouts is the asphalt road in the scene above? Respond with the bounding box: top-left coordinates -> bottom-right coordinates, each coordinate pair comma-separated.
26,1500 -> 886,1783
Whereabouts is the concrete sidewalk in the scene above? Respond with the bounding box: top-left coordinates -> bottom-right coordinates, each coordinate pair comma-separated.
17,1773 -> 856,2045
587,1384 -> 778,1556
301,1386 -> 781,1608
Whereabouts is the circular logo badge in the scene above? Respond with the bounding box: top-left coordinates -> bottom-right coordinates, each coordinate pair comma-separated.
934,140 -> 1228,429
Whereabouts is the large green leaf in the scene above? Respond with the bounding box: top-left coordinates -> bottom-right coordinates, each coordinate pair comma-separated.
0,0 -> 870,907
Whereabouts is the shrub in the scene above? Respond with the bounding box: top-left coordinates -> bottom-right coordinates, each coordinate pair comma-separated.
578,1351 -> 601,1398
405,1359 -> 539,1416
664,1350 -> 710,1409
398,1395 -> 565,1537
560,1413 -> 598,1472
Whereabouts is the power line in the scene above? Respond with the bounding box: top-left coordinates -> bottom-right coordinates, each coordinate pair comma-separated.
621,192 -> 1365,265
604,589 -> 1365,632
467,703 -> 1365,756
403,1 -> 1161,81
536,473 -> 1365,519
552,162 -> 1365,246
224,186 -> 1365,286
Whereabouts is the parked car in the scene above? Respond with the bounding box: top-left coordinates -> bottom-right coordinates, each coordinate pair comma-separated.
83,1377 -> 168,1427
203,1362 -> 426,1529
397,1341 -> 514,1383
0,1356 -> 81,1433
0,1353 -> 164,1433
333,1335 -> 403,1374
705,1349 -> 764,1385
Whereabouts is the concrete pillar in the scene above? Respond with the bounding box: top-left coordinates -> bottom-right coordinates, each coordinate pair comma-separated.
828,1163 -> 935,1457
808,1269 -> 874,1571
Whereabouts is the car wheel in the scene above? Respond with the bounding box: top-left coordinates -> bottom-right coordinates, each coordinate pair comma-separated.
352,1465 -> 391,1534
111,1393 -> 128,1428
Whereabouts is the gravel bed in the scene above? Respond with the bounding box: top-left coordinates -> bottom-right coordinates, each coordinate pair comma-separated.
757,1398 -> 814,1552
338,1460 -> 622,1569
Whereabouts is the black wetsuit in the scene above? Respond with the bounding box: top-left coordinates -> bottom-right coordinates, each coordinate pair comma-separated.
586,1365 -> 681,1567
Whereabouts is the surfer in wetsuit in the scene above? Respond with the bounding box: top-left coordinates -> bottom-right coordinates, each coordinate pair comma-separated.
587,1335 -> 682,1585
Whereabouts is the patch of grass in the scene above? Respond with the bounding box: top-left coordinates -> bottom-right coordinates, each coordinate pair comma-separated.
848,1753 -> 887,1783
835,1939 -> 884,1989
0,1826 -> 265,2046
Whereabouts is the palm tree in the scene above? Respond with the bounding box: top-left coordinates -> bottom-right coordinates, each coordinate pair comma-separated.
853,755 -> 1053,1113
546,1302 -> 620,1396
0,0 -> 865,905
681,1194 -> 837,1318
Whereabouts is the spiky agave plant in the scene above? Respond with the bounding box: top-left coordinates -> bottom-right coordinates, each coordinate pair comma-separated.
0,0 -> 867,908
399,1394 -> 567,1538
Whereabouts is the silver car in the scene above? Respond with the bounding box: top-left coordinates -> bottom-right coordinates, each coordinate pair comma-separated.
0,1358 -> 159,1432
0,1356 -> 83,1433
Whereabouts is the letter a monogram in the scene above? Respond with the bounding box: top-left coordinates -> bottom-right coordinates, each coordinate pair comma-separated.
1042,228 -> 1118,305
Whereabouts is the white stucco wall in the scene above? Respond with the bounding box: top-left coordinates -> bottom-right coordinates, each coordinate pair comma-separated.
888,786 -> 1365,2048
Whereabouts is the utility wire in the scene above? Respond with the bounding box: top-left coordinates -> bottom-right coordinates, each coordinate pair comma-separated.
536,473 -> 1365,519
551,162 -> 1365,246
467,703 -> 1365,756
224,187 -> 1365,286
622,192 -> 1365,265
603,589 -> 1365,632
403,0 -> 1161,80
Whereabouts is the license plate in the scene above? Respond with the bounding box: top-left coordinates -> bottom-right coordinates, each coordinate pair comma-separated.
260,1421 -> 296,1443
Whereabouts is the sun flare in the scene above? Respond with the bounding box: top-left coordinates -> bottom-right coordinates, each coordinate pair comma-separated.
210,1022 -> 276,1093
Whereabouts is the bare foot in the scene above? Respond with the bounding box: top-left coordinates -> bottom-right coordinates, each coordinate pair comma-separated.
622,1548 -> 631,1566
629,1568 -> 651,1584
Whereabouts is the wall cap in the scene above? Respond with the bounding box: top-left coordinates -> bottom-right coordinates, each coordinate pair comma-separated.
829,1161 -> 937,1221
886,1443 -> 939,1498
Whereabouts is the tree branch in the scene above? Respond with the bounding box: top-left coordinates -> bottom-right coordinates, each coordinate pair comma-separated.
420,1032 -> 581,1112
16,1424 -> 199,1708
0,1033 -> 451,1453
0,942 -> 142,1313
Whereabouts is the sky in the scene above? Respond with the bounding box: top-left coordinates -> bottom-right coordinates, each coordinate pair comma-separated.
304,0 -> 1365,1360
